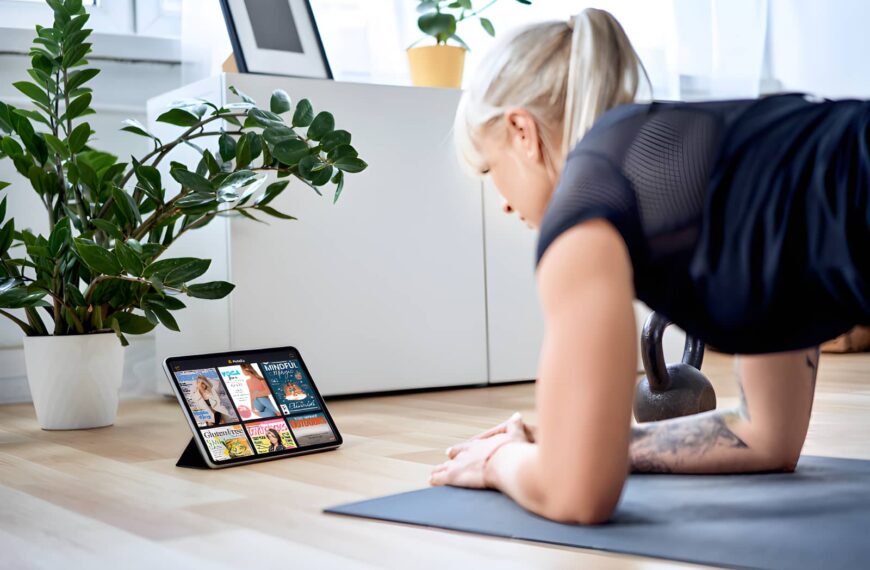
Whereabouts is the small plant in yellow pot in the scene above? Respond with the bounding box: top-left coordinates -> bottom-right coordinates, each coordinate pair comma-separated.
409,0 -> 532,89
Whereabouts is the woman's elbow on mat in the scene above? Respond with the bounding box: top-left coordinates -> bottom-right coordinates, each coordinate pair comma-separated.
536,483 -> 620,525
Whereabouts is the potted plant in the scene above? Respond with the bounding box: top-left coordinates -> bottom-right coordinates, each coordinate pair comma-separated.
408,0 -> 532,88
0,0 -> 367,430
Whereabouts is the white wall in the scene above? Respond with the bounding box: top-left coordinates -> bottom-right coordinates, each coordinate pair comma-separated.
0,38 -> 183,403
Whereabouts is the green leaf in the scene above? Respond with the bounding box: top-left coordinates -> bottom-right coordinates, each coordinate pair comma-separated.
218,132 -> 236,162
163,258 -> 210,286
320,129 -> 351,151
255,205 -> 297,220
112,312 -> 156,335
201,149 -> 220,176
27,68 -> 56,90
144,257 -> 202,279
218,170 -> 260,202
43,133 -> 69,159
306,111 -> 335,141
1,137 -> 23,157
64,12 -> 90,36
246,108 -> 284,129
109,317 -> 130,347
63,92 -> 92,121
48,218 -> 70,256
263,125 -> 297,145
417,0 -> 438,13
151,305 -> 179,331
145,294 -> 185,311
114,241 -> 144,276
418,12 -> 456,38
156,107 -> 200,127
68,122 -> 90,153
62,42 -> 91,67
74,238 -> 122,275
334,156 -> 368,173
13,81 -> 50,107
144,307 -> 159,325
450,34 -> 470,51
64,283 -> 87,307
480,17 -> 495,36
291,98 -> 314,127
0,287 -> 47,309
176,194 -> 217,213
186,281 -> 235,300
0,219 -> 14,256
12,109 -> 49,127
170,167 -> 213,193
121,118 -> 158,142
228,85 -> 255,104
271,138 -> 310,166
327,143 -> 358,161
270,89 -> 292,114
332,170 -> 345,203
134,160 -> 163,202
65,68 -> 99,93
235,132 -> 252,169
91,218 -> 123,240
111,185 -> 141,225
255,180 -> 289,207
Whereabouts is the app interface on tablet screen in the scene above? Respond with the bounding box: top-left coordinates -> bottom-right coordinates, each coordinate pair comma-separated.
168,348 -> 339,463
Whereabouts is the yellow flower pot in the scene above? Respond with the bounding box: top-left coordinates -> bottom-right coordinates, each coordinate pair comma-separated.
407,45 -> 466,89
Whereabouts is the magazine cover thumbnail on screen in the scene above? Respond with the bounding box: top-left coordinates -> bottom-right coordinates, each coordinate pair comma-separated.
173,354 -> 336,462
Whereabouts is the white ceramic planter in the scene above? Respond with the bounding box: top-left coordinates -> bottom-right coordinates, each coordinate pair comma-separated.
23,333 -> 126,430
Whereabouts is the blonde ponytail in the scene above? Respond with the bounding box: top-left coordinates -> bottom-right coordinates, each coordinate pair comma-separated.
562,9 -> 649,156
454,8 -> 649,175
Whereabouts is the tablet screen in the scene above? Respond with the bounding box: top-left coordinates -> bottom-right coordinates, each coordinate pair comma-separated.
166,347 -> 341,465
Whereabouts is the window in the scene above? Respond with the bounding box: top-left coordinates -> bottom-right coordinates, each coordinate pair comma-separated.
0,0 -> 180,38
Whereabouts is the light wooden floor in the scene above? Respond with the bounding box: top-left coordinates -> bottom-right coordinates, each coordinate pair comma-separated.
0,352 -> 868,569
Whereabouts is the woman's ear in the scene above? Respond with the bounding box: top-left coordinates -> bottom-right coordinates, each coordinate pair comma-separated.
503,107 -> 543,162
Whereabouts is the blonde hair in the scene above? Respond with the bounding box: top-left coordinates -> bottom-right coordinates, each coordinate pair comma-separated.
454,8 -> 649,175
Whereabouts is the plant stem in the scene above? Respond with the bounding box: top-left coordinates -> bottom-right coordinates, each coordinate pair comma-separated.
62,68 -> 88,223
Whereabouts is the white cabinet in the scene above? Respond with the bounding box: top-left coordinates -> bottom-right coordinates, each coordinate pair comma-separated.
152,74 -> 487,395
150,73 -> 687,396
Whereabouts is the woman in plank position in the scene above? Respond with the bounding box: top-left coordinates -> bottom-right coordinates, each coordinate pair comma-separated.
430,8 -> 869,523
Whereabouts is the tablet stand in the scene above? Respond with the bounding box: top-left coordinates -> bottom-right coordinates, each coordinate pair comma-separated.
176,438 -> 210,469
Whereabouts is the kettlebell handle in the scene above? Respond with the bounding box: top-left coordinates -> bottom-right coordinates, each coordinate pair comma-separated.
640,312 -> 705,392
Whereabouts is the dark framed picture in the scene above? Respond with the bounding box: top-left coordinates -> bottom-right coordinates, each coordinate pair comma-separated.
219,0 -> 332,79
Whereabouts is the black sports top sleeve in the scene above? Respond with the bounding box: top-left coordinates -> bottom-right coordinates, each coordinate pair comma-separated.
536,151 -> 642,265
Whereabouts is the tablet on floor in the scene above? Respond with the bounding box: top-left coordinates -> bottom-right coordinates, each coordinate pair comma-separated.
164,346 -> 342,468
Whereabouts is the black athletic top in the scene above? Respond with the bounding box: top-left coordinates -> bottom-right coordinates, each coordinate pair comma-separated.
536,94 -> 870,354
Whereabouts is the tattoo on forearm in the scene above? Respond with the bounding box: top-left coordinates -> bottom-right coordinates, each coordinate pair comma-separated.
630,411 -> 748,473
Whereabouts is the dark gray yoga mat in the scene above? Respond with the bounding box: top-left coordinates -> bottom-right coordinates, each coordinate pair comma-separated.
325,455 -> 870,569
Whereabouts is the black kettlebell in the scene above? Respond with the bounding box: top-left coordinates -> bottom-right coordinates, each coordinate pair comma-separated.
633,312 -> 716,423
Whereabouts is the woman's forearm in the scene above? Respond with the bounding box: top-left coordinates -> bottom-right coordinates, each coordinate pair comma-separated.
630,407 -> 793,474
484,441 -> 549,513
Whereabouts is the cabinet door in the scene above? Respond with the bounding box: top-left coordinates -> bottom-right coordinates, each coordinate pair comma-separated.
482,181 -> 687,383
482,181 -> 544,383
226,75 -> 488,395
